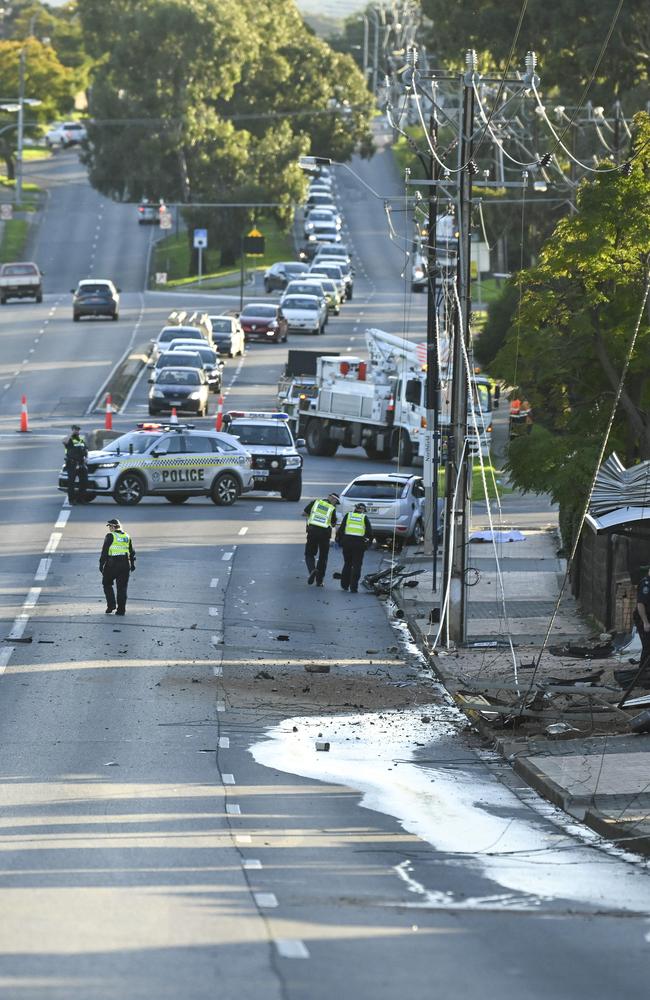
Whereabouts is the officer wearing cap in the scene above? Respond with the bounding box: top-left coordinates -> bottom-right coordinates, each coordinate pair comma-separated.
62,424 -> 88,504
99,518 -> 136,615
336,503 -> 374,593
302,492 -> 339,587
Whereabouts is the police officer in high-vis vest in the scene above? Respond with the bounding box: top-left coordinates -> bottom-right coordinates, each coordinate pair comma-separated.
99,518 -> 136,615
336,503 -> 373,593
302,492 -> 339,587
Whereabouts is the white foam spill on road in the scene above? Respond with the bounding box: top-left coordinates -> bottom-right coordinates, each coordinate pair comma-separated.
251,705 -> 650,914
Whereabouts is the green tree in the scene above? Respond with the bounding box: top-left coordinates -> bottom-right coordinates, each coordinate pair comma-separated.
491,112 -> 650,531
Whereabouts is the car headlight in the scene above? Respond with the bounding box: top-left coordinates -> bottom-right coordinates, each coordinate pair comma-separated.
151,387 -> 164,398
308,234 -> 317,242
189,391 -> 202,400
96,461 -> 119,469
285,456 -> 302,468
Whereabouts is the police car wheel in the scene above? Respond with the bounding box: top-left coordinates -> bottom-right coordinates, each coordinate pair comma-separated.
164,494 -> 190,504
114,472 -> 146,505
211,473 -> 240,506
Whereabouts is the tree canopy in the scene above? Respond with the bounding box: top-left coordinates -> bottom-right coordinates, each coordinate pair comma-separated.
76,0 -> 373,261
421,0 -> 650,103
491,112 -> 650,522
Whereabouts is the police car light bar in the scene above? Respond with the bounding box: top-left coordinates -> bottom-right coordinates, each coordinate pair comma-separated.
136,422 -> 195,431
226,411 -> 289,420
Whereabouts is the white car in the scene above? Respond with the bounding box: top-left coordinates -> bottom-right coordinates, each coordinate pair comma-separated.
279,294 -> 325,335
46,121 -> 87,148
208,314 -> 245,357
309,263 -> 346,300
304,208 -> 342,235
411,253 -> 427,292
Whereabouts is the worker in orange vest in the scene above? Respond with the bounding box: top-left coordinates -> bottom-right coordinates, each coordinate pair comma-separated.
510,397 -> 522,417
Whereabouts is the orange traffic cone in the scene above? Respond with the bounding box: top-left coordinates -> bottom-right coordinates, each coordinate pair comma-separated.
170,407 -> 178,424
105,393 -> 113,431
215,395 -> 224,431
19,395 -> 29,433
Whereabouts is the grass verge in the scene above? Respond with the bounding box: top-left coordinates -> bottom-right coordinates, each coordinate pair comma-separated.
0,219 -> 29,262
437,463 -> 507,501
153,217 -> 294,289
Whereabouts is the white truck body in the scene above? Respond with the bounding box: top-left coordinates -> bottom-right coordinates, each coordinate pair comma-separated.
297,328 -> 491,463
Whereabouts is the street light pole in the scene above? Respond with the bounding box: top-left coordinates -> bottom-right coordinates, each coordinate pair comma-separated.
360,14 -> 369,82
16,47 -> 25,207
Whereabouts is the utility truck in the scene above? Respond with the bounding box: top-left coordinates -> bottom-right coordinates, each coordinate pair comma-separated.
296,328 -> 492,464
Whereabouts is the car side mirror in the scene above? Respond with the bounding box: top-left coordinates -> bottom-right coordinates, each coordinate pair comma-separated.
296,438 -> 306,449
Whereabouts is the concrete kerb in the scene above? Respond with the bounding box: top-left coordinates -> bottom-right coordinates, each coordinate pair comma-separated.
88,340 -> 152,415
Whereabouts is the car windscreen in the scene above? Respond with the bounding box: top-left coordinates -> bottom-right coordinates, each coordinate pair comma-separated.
282,297 -> 319,310
158,369 -> 201,385
286,283 -> 323,297
230,423 -> 292,446
210,319 -> 233,333
311,267 -> 341,279
240,305 -> 276,318
77,284 -> 111,295
2,264 -> 37,276
344,480 -> 408,500
170,344 -> 216,363
284,263 -> 308,275
103,432 -> 162,455
156,353 -> 201,368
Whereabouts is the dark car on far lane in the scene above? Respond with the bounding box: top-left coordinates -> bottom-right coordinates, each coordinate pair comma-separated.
72,279 -> 120,321
263,261 -> 310,293
239,302 -> 288,343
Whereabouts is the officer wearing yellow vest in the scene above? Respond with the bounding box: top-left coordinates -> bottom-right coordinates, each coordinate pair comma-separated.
335,503 -> 374,593
302,492 -> 339,587
99,518 -> 136,615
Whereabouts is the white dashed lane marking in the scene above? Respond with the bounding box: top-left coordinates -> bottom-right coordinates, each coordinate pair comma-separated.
217,701 -> 225,712
222,774 -> 235,785
236,834 -> 251,844
44,533 -> 62,554
7,615 -> 29,640
0,647 -> 14,674
238,527 -> 248,536
213,666 -> 222,677
222,552 -> 234,561
34,559 -> 51,582
218,737 -> 230,749
254,893 -> 278,908
209,607 -> 220,616
226,803 -> 241,815
210,577 -> 219,587
24,587 -> 41,608
242,859 -> 262,870
55,510 -> 70,528
275,939 -> 310,959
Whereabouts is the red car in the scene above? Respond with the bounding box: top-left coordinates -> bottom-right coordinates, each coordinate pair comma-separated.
239,302 -> 288,343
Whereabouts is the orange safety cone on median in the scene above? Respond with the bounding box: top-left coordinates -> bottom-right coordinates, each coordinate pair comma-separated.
19,395 -> 29,433
170,407 -> 178,424
215,395 -> 224,431
105,393 -> 113,431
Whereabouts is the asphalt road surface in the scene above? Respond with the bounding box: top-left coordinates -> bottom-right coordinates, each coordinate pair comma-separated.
0,145 -> 648,1000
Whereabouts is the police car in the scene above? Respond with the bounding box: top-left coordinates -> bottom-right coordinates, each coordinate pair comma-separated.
57,424 -> 254,506
222,411 -> 304,501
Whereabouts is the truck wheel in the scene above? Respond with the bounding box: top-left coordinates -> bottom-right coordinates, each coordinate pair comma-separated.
211,472 -> 240,506
392,429 -> 414,466
281,478 -> 302,501
306,419 -> 338,457
114,472 -> 146,505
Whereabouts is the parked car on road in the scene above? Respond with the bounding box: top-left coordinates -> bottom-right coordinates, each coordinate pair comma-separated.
46,121 -> 87,148
71,279 -> 120,321
208,314 -> 245,357
0,261 -> 43,304
148,367 -> 210,417
339,473 -> 427,549
239,302 -> 288,342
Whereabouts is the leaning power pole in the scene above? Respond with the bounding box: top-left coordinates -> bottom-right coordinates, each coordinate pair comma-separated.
442,50 -> 477,643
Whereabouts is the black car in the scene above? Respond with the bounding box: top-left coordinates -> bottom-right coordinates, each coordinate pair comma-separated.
72,279 -> 120,321
263,261 -> 310,293
168,341 -> 223,392
148,367 -> 210,417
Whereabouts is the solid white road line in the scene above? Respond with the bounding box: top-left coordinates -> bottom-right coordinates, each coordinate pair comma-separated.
0,647 -> 14,674
44,532 -> 62,554
8,615 -> 29,640
254,893 -> 278,908
55,510 -> 70,528
275,939 -> 309,959
23,588 -> 41,608
226,803 -> 241,815
34,558 -> 51,582
218,736 -> 230,749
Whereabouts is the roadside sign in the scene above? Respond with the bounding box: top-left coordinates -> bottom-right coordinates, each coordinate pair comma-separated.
193,228 -> 208,249
243,227 -> 265,256
159,211 -> 172,230
0,204 -> 12,221
155,272 -> 167,284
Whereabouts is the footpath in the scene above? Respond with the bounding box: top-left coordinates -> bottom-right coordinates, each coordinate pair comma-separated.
393,404 -> 650,856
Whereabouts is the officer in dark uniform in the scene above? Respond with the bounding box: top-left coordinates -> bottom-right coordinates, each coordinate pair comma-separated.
336,503 -> 373,593
63,424 -> 88,504
99,518 -> 136,615
302,492 -> 339,587
634,570 -> 650,678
